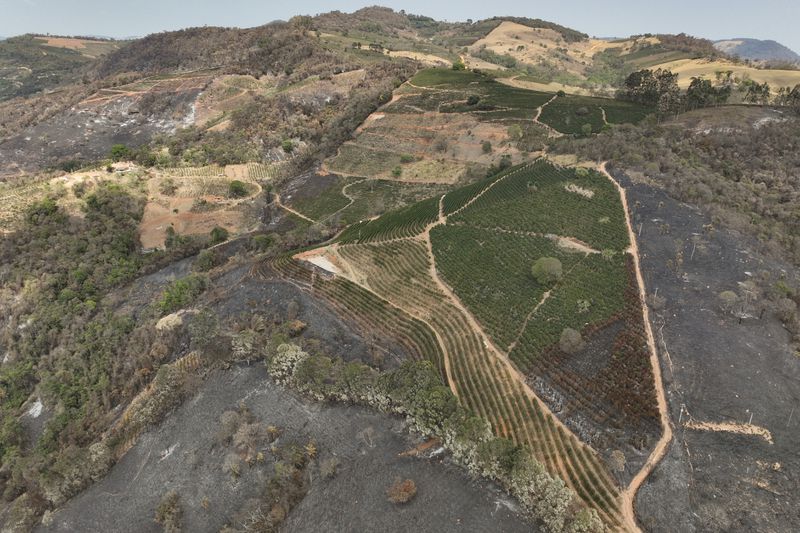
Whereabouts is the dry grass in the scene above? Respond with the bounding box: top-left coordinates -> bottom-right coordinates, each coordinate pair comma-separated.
654,58 -> 800,89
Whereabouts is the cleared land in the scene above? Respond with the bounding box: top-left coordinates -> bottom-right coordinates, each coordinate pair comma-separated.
139,163 -> 275,249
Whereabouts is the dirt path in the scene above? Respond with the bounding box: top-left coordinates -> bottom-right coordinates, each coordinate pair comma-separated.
318,178 -> 368,223
599,162 -> 673,533
600,106 -> 609,126
533,95 -> 564,138
273,192 -> 317,224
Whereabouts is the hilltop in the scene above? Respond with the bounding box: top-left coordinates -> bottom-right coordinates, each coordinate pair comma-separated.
715,37 -> 800,65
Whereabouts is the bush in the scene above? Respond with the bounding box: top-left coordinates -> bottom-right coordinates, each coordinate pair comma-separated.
227,180 -> 248,198
559,328 -> 585,354
531,257 -> 562,285
391,166 -> 402,178
210,226 -> 230,245
157,274 -> 207,315
154,490 -> 182,533
109,144 -> 131,162
481,141 -> 492,154
193,249 -> 219,272
452,59 -> 466,71
466,94 -> 480,106
719,290 -> 738,313
386,479 -> 417,504
282,139 -> 294,153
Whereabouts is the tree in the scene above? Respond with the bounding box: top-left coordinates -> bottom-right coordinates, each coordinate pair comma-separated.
391,166 -> 402,178
281,139 -> 294,153
227,180 -> 248,198
744,81 -> 771,104
685,77 -> 731,110
580,123 -> 593,137
452,59 -> 466,71
481,140 -> 492,154
531,257 -> 562,285
109,144 -> 130,162
559,328 -> 585,354
210,226 -> 229,245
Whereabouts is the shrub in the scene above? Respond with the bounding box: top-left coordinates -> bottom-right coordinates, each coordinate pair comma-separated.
157,274 -> 207,315
282,139 -> 294,153
718,290 -> 738,313
227,180 -> 248,198
386,479 -> 417,504
580,123 -> 593,137
481,141 -> 492,154
210,226 -> 229,245
400,154 -> 415,164
531,257 -> 562,285
193,249 -> 219,272
154,491 -> 182,533
391,166 -> 402,178
559,328 -> 585,354
109,144 -> 131,162
452,59 -> 466,71
467,94 -> 480,106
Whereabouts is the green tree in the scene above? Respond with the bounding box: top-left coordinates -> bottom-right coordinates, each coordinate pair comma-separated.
228,180 -> 248,198
452,59 -> 466,71
109,144 -> 130,162
210,226 -> 229,245
531,257 -> 562,285
481,141 -> 492,154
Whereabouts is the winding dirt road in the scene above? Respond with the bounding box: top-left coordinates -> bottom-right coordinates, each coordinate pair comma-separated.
600,161 -> 673,533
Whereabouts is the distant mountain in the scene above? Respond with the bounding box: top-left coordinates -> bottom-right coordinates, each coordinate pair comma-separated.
714,38 -> 800,65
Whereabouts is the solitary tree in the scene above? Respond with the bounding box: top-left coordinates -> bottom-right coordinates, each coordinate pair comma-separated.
559,328 -> 585,354
228,180 -> 248,198
531,257 -> 562,285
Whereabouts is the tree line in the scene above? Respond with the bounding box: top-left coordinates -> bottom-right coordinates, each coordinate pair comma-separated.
617,68 -> 800,117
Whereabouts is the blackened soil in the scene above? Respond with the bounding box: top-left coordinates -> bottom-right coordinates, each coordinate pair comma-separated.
615,168 -> 800,533
38,365 -> 534,533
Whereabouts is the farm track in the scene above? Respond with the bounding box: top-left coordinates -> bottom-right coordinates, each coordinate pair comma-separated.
273,192 -> 317,224
600,162 -> 672,533
533,94 -> 564,138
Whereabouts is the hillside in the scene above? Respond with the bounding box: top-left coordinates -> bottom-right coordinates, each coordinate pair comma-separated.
0,7 -> 799,533
715,38 -> 800,65
0,34 -> 121,101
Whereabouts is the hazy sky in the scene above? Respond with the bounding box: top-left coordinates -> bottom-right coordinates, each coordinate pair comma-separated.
2,0 -> 799,53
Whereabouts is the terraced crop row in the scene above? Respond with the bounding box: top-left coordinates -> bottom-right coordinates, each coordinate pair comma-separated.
336,196 -> 439,244
259,256 -> 446,380
430,224 -> 584,349
451,160 -> 630,251
335,240 -> 623,526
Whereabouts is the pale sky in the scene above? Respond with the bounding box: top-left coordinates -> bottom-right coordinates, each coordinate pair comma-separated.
1,0 -> 799,54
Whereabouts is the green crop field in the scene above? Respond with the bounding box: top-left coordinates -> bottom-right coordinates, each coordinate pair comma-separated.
431,224 -> 584,349
336,195 -> 439,244
450,160 -> 630,250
